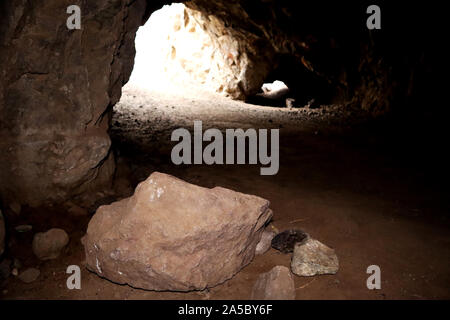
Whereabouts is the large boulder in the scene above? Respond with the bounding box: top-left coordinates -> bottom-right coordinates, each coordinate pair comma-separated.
255,228 -> 276,255
32,228 -> 69,261
82,172 -> 272,291
251,266 -> 296,300
291,238 -> 339,277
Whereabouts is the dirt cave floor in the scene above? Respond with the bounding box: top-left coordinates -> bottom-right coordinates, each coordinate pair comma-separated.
1,84 -> 450,299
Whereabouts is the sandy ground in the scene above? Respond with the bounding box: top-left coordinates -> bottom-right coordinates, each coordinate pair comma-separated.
1,84 -> 449,299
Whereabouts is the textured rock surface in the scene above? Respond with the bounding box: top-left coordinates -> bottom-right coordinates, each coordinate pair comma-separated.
251,266 -> 295,300
259,81 -> 290,100
82,172 -> 272,291
0,209 -> 4,256
66,203 -> 89,217
0,0 -> 147,206
291,238 -> 339,276
32,228 -> 69,260
255,228 -> 276,255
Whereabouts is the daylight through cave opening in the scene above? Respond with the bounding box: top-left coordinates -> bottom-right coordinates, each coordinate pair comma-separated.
128,2 -> 266,99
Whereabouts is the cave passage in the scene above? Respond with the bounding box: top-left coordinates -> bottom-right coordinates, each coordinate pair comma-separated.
113,2 -> 338,165
0,0 -> 448,301
128,3 -> 216,94
126,2 -> 312,107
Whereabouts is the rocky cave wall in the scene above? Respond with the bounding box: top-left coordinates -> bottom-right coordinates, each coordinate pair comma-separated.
0,0 -> 434,207
186,0 -> 434,113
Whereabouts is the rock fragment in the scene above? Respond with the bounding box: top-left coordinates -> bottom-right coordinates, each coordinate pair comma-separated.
291,238 -> 339,276
18,268 -> 40,283
286,98 -> 296,108
32,228 -> 69,260
271,229 -> 309,254
251,266 -> 296,300
259,81 -> 290,100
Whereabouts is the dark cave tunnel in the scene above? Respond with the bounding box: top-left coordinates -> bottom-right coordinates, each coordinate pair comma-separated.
0,0 -> 448,301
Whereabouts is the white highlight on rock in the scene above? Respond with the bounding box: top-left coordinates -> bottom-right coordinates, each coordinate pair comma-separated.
96,258 -> 102,274
259,80 -> 290,100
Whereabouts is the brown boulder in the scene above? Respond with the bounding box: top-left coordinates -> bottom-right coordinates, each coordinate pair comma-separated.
18,268 -> 40,283
82,172 -> 272,291
291,238 -> 339,276
255,228 -> 276,255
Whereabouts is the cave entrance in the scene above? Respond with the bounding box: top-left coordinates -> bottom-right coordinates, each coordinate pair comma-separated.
127,3 -> 220,95
127,2 -> 269,99
125,2 -> 303,103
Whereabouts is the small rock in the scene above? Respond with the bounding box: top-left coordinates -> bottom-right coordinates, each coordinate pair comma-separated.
15,224 -> 33,233
0,209 -> 5,256
251,266 -> 296,300
32,228 -> 69,260
259,81 -> 290,100
9,202 -> 21,215
11,268 -> 18,276
271,229 -> 309,254
18,268 -> 40,283
0,259 -> 11,279
306,98 -> 318,109
285,98 -> 296,108
255,228 -> 276,255
291,238 -> 339,276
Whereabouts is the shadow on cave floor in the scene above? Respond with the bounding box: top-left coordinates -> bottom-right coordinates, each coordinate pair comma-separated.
2,84 -> 449,300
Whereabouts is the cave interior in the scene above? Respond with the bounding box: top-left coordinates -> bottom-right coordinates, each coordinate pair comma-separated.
0,0 -> 448,300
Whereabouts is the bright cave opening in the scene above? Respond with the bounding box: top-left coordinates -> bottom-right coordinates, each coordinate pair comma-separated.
127,2 -> 260,98
112,2 -> 349,172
